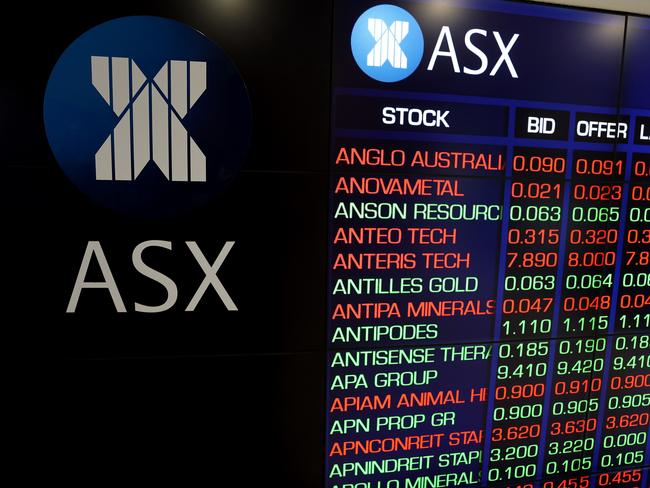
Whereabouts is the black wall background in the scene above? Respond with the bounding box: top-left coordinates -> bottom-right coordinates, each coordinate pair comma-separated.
4,0 -> 332,484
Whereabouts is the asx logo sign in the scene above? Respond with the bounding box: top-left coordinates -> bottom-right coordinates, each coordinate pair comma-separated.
44,16 -> 251,217
366,18 -> 411,70
351,4 -> 519,83
67,240 -> 237,313
352,4 -> 424,82
91,56 -> 207,182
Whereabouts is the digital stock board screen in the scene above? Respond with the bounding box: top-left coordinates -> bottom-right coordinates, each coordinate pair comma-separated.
5,0 -> 650,486
327,1 -> 650,488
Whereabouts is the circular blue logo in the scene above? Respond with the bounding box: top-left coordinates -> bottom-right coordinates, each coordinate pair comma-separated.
351,4 -> 424,83
44,16 -> 251,218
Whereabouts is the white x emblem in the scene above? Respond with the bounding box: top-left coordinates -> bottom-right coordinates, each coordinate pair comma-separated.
91,56 -> 207,182
367,18 -> 409,69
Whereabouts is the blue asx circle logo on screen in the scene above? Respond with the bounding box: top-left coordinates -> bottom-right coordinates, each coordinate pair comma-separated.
351,4 -> 424,82
43,16 -> 251,218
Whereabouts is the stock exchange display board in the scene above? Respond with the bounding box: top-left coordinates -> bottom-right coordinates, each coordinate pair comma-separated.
327,1 -> 650,487
5,0 -> 650,486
